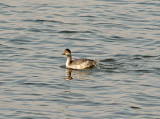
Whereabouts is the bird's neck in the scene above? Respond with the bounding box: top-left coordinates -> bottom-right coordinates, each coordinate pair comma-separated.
66,55 -> 72,67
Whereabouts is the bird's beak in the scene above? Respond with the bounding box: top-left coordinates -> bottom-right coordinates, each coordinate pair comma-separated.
62,53 -> 65,55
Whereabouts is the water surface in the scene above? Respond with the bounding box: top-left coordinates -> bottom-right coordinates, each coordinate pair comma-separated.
0,0 -> 160,119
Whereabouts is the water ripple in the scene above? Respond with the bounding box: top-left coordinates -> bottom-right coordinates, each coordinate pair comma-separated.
0,0 -> 160,119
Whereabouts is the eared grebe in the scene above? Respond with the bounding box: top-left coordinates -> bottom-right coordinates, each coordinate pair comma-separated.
62,49 -> 97,69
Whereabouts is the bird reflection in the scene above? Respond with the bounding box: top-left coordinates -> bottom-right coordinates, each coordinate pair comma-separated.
65,68 -> 92,80
65,69 -> 73,80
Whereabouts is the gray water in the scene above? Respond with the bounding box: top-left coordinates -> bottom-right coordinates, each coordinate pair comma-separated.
0,0 -> 160,119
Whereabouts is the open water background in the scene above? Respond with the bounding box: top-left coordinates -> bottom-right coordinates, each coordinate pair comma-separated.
0,0 -> 160,119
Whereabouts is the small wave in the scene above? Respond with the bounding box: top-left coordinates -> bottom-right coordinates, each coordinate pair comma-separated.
64,38 -> 88,41
130,106 -> 141,109
0,3 -> 16,8
23,19 -> 64,24
10,39 -> 32,44
23,19 -> 78,25
130,69 -> 152,73
35,19 -> 64,24
79,15 -> 96,18
58,30 -> 79,33
28,28 -> 41,32
133,54 -> 157,58
21,82 -> 50,87
58,30 -> 93,33
100,58 -> 116,62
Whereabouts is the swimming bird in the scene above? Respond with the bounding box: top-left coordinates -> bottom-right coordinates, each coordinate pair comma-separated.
62,49 -> 97,69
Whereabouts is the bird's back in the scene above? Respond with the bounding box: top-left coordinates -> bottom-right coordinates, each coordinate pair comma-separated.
69,59 -> 97,69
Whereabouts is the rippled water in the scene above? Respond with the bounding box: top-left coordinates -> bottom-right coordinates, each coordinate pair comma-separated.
0,0 -> 160,119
